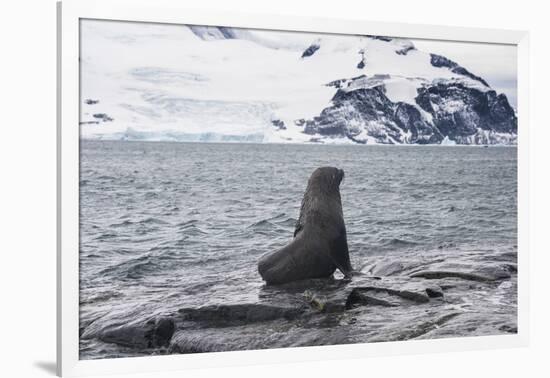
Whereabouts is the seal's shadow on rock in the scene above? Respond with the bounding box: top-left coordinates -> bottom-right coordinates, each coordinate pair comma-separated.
258,167 -> 354,285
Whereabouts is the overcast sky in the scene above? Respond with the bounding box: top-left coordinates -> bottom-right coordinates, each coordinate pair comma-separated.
412,38 -> 518,109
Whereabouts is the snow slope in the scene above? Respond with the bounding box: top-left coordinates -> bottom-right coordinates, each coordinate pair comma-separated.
80,20 -> 516,144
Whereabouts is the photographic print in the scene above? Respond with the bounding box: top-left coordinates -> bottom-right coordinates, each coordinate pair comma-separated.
78,19 -> 518,360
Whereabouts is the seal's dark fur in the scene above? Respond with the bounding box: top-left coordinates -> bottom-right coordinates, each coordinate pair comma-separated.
258,167 -> 353,285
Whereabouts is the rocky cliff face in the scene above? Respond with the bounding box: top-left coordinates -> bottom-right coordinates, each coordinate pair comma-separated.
295,36 -> 517,145
302,75 -> 517,145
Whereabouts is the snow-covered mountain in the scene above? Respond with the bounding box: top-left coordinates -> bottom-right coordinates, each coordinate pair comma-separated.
80,20 -> 517,145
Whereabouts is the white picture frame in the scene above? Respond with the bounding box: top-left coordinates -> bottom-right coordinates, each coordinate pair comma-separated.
57,0 -> 530,376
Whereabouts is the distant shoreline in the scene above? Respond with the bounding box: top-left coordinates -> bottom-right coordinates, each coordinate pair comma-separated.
79,138 -> 517,148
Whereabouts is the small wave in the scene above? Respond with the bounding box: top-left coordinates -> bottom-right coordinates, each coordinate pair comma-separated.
111,220 -> 134,228
94,232 -> 117,240
276,217 -> 297,228
163,206 -> 180,215
177,219 -> 198,227
96,175 -> 116,180
140,217 -> 169,225
266,213 -> 288,221
111,217 -> 169,228
80,291 -> 123,305
248,219 -> 275,230
144,192 -> 159,199
179,223 -> 209,235
381,238 -> 419,247
125,260 -> 160,279
472,205 -> 491,211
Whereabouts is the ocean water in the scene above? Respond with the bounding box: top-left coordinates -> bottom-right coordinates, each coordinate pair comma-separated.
79,141 -> 517,359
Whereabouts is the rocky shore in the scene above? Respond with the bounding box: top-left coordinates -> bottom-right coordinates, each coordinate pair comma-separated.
80,248 -> 517,357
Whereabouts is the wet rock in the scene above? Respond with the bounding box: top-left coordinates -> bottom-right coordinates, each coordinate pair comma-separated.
395,312 -> 461,340
168,317 -> 353,354
346,289 -> 398,308
498,324 -> 518,333
504,263 -> 518,273
371,261 -> 406,276
476,264 -> 513,280
265,277 -> 350,292
410,270 -> 495,282
425,285 -> 444,298
304,290 -> 349,313
354,279 -> 432,304
98,317 -> 175,349
178,303 -> 305,326
393,286 -> 431,303
415,312 -> 516,340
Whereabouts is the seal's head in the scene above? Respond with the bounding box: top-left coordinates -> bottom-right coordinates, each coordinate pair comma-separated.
308,167 -> 345,193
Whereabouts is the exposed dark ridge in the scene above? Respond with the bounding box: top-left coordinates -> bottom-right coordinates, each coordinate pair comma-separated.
366,35 -> 393,42
430,54 -> 489,87
218,27 -> 238,39
301,44 -> 320,58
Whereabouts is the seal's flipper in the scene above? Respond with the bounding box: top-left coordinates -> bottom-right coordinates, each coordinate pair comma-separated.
328,230 -> 353,276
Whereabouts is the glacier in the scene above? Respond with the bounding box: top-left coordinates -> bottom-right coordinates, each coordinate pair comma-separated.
80,20 -> 517,145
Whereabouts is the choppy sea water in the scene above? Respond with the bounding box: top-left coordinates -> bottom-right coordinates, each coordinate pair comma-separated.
79,141 -> 517,359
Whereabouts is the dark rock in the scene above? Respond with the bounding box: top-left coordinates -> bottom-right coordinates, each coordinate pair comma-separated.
415,82 -> 517,140
346,289 -> 399,308
303,55 -> 516,145
366,35 -> 393,42
393,102 -> 443,143
153,318 -> 176,346
301,44 -> 320,58
271,119 -> 286,130
396,287 -> 431,303
370,261 -> 406,276
304,290 -> 349,313
218,27 -> 238,39
476,264 -> 513,280
425,285 -> 444,298
304,85 -> 395,141
430,54 -> 489,87
178,303 -> 305,326
304,83 -> 437,144
92,113 -> 114,122
99,317 -> 175,349
189,26 -> 238,40
326,78 -> 346,89
410,270 -> 495,282
84,99 -> 99,105
498,324 -> 518,333
504,263 -> 518,273
396,312 -> 461,341
395,45 -> 415,55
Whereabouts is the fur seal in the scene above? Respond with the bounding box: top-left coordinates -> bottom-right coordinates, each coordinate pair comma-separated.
258,167 -> 353,285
